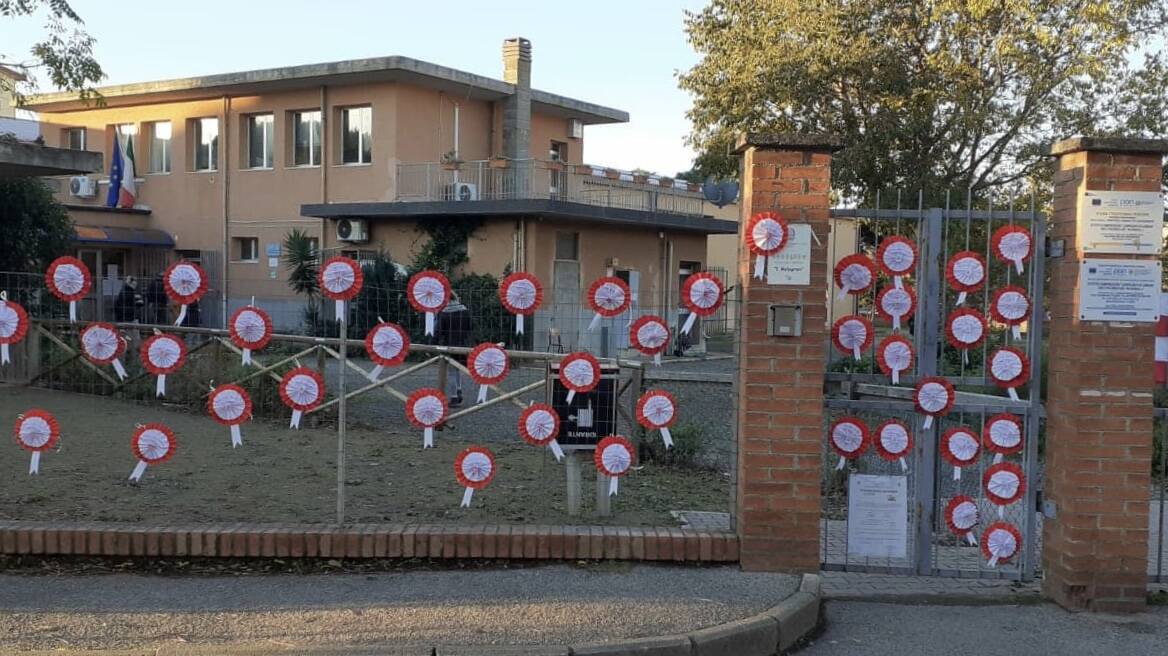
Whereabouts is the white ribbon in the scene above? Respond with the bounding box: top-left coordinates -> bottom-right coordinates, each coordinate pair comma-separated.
681,312 -> 698,335
836,284 -> 851,301
956,291 -> 967,307
68,301 -> 77,322
1008,387 -> 1020,401
243,348 -> 252,365
175,304 -> 188,326
654,353 -> 661,366
112,359 -> 127,380
29,452 -> 40,475
1012,258 -> 1024,275
129,460 -> 148,482
894,276 -> 903,290
609,476 -> 619,496
660,427 -> 673,449
425,312 -> 435,336
588,312 -> 603,332
334,300 -> 345,322
998,506 -> 1005,518
967,533 -> 978,546
837,455 -> 846,470
923,416 -> 933,429
424,427 -> 433,448
156,374 -> 166,397
566,390 -> 576,404
516,314 -> 525,335
461,487 -> 475,507
1,344 -> 8,365
754,254 -> 766,279
954,466 -> 961,481
899,457 -> 907,472
892,369 -> 899,385
230,424 -> 242,447
290,409 -> 302,429
549,439 -> 565,461
1012,326 -> 1021,340
368,364 -> 384,381
477,384 -> 489,404
994,453 -> 1003,464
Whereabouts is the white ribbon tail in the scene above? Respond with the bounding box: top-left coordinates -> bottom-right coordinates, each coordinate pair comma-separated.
549,440 -> 565,462
660,427 -> 673,449
156,374 -> 166,397
368,364 -> 383,381
753,254 -> 765,279
956,291 -> 967,306
966,532 -> 978,546
682,312 -> 698,335
129,460 -> 148,482
230,424 -> 242,447
1011,325 -> 1021,340
516,314 -> 524,335
954,466 -> 961,481
893,315 -> 901,331
899,457 -> 907,472
112,359 -> 128,380
993,453 -> 1003,464
477,384 -> 488,404
461,487 -> 474,508
987,555 -> 999,568
998,506 -> 1005,519
891,368 -> 900,385
29,452 -> 40,475
653,352 -> 661,366
894,275 -> 903,290
566,389 -> 576,404
334,300 -> 345,322
242,348 -> 252,366
923,415 -> 933,429
836,456 -> 846,471
1,343 -> 8,364
175,304 -> 187,326
1013,257 -> 1024,275
962,349 -> 969,365
608,476 -> 619,496
424,427 -> 434,448
69,301 -> 77,322
290,409 -> 302,429
425,312 -> 435,336
837,284 -> 850,300
1008,387 -> 1020,402
852,344 -> 861,361
587,312 -> 602,332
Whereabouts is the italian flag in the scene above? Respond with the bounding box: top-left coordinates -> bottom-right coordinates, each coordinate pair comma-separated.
118,132 -> 137,208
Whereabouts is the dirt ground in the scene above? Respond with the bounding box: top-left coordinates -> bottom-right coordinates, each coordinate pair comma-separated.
0,386 -> 729,527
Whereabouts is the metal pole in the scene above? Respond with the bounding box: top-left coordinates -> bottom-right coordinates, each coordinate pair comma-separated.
1021,197 -> 1046,582
336,312 -> 347,526
913,207 -> 944,575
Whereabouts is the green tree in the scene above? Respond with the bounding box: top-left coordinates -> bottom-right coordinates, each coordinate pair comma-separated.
0,176 -> 75,271
678,0 -> 1168,203
0,1 -> 104,104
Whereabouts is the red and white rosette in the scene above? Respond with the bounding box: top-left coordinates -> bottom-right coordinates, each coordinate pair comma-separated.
499,271 -> 543,335
45,256 -> 91,322
14,408 -> 59,474
833,253 -> 876,300
746,211 -> 790,279
228,305 -> 273,366
990,286 -> 1031,340
832,314 -> 873,361
946,308 -> 988,364
829,417 -> 869,470
988,347 -> 1029,401
914,376 -> 954,429
983,462 -> 1025,519
637,389 -> 677,449
876,335 -> 914,385
407,270 -> 451,336
991,225 -> 1032,275
140,333 -> 187,397
982,521 -> 1022,568
318,256 -> 364,322
586,276 -> 631,332
468,342 -> 510,404
946,251 -> 986,307
559,351 -> 600,404
454,446 -> 496,507
207,383 -> 252,447
876,236 -> 917,289
876,284 -> 916,331
680,272 -> 724,335
945,495 -> 980,546
279,366 -> 325,429
406,387 -> 447,448
594,435 -> 635,496
129,423 -> 177,482
164,260 -> 209,326
983,413 -> 1023,464
874,419 -> 912,472
519,403 -> 564,461
79,322 -> 128,380
0,293 -> 29,365
941,426 -> 980,480
629,315 -> 670,366
364,321 -> 409,380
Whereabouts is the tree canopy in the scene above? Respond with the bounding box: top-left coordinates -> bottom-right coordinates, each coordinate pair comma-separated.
0,176 -> 76,271
0,0 -> 104,104
678,0 -> 1168,202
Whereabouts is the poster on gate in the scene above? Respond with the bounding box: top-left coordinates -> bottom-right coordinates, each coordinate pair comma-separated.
846,474 -> 908,559
547,362 -> 618,448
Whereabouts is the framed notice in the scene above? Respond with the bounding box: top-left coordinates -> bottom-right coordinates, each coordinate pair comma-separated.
846,474 -> 908,559
1078,190 -> 1164,255
1078,259 -> 1161,322
766,223 -> 813,285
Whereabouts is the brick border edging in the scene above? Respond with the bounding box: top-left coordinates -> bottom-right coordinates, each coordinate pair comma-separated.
0,521 -> 739,562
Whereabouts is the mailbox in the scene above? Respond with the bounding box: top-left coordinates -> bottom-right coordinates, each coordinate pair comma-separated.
767,304 -> 803,337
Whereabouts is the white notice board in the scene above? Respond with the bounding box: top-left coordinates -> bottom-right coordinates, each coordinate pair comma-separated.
1079,190 -> 1164,255
766,223 -> 812,286
846,474 -> 908,560
1078,259 -> 1162,322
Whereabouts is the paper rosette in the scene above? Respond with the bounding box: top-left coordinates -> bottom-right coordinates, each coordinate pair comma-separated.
228,305 -> 273,365
468,343 -> 510,403
586,276 -> 631,332
364,321 -> 410,380
140,333 -> 187,397
833,253 -> 876,299
129,423 -> 177,482
876,284 -> 916,331
594,435 -> 635,496
14,409 -> 59,475
628,315 -> 670,365
873,419 -> 912,472
945,308 -> 988,363
407,270 -> 451,336
406,387 -> 447,448
945,495 -> 980,545
0,296 -> 29,365
941,427 -> 980,480
559,352 -> 600,404
45,256 -> 92,322
207,383 -> 252,447
79,322 -> 128,380
982,413 -> 1023,466
318,256 -> 364,322
876,235 -> 917,286
983,462 -> 1026,517
982,521 -> 1022,567
454,446 -> 496,507
279,367 -> 325,429
637,389 -> 677,449
832,314 -> 874,361
518,403 -> 564,461
829,417 -> 869,470
914,376 -> 954,429
164,260 -> 209,326
988,347 -> 1029,401
990,286 -> 1031,339
680,272 -> 724,335
876,335 -> 915,385
991,225 -> 1032,275
498,271 -> 543,335
946,251 -> 986,306
746,211 -> 790,279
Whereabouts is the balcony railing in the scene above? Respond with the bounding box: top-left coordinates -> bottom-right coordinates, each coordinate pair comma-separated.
395,159 -> 708,217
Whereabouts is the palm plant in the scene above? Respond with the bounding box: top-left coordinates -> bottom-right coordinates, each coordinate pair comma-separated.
282,229 -> 321,332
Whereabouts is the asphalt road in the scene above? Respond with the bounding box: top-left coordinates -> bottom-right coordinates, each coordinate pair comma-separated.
800,601 -> 1168,656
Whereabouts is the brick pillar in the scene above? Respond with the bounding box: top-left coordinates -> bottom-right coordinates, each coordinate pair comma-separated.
1043,136 -> 1168,612
734,133 -> 840,572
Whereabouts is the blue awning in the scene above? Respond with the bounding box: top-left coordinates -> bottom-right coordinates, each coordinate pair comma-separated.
74,225 -> 175,248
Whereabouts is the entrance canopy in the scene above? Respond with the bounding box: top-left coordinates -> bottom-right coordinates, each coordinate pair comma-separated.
74,225 -> 175,248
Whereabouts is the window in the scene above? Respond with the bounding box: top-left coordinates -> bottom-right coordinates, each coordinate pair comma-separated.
148,121 -> 171,173
550,141 -> 567,162
292,110 -> 321,166
232,237 -> 259,262
247,114 -> 274,169
555,231 -> 578,260
63,128 -> 86,151
193,117 -> 219,171
340,106 -> 371,164
115,123 -> 137,152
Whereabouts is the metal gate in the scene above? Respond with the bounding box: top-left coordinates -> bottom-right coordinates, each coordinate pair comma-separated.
821,192 -> 1044,580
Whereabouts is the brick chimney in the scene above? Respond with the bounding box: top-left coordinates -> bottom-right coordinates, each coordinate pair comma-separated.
501,38 -> 531,161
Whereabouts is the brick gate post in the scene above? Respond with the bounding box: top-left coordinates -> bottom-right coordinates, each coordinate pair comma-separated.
1043,137 -> 1168,612
733,133 -> 841,572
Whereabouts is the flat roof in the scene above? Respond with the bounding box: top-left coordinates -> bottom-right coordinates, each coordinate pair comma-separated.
25,55 -> 629,124
0,141 -> 103,177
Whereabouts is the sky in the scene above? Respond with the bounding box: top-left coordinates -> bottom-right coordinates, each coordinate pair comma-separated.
1,0 -> 709,176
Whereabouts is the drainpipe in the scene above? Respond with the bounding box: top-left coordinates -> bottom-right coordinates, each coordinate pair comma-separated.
453,102 -> 460,184
320,85 -> 328,253
222,94 -> 231,327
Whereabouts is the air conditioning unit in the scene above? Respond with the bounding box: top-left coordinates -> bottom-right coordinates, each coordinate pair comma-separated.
335,218 -> 369,243
445,182 -> 479,201
69,176 -> 97,198
568,118 -> 584,139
